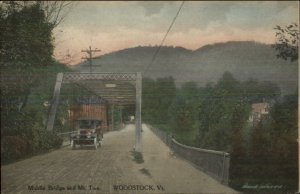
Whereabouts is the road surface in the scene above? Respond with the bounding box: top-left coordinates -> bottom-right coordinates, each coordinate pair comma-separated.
1,124 -> 238,194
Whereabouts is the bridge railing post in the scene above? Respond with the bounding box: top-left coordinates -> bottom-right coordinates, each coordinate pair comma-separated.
223,153 -> 230,185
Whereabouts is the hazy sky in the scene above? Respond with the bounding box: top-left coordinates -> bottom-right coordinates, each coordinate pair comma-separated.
53,1 -> 299,65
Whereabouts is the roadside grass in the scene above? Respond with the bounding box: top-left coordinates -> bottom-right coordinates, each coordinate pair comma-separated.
139,168 -> 151,177
131,151 -> 144,164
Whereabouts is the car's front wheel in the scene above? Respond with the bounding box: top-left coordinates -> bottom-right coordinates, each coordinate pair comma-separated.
71,140 -> 75,150
94,138 -> 98,150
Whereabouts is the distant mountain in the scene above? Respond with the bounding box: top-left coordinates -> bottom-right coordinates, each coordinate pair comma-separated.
72,41 -> 298,95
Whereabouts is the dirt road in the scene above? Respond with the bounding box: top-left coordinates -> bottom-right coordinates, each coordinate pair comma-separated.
1,124 -> 238,194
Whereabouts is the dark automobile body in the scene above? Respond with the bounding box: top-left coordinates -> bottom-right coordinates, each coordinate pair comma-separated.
70,118 -> 103,149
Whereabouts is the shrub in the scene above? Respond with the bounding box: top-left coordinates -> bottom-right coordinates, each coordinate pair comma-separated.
1,136 -> 29,163
1,125 -> 63,164
29,123 -> 63,153
131,151 -> 144,164
139,168 -> 151,177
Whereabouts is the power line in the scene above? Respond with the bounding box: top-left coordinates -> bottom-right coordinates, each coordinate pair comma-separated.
143,1 -> 185,74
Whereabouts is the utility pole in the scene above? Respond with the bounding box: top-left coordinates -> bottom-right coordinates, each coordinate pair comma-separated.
81,46 -> 101,73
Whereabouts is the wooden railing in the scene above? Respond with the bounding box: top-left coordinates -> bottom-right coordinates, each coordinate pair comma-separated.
57,131 -> 77,146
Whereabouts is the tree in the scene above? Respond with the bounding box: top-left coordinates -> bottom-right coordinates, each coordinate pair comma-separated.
169,96 -> 194,135
39,1 -> 76,27
251,93 -> 298,190
196,72 -> 250,151
155,77 -> 176,125
0,1 -> 73,131
243,79 -> 281,103
168,82 -> 199,145
0,1 -> 75,27
142,76 -> 176,127
142,77 -> 157,123
1,3 -> 55,123
273,23 -> 298,62
0,1 -> 74,163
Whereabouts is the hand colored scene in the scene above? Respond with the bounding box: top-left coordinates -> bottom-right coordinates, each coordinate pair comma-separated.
1,1 -> 299,194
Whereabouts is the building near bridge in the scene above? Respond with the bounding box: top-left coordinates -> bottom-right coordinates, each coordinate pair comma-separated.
69,96 -> 108,132
248,102 -> 270,126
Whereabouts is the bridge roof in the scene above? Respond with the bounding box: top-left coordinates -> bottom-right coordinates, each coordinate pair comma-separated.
62,72 -> 138,106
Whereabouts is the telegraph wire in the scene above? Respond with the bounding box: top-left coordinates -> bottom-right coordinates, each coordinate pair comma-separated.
143,1 -> 185,74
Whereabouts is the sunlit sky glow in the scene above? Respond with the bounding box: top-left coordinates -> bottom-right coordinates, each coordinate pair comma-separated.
53,1 -> 299,65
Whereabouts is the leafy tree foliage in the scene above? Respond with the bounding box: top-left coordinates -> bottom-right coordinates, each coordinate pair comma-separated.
142,77 -> 176,126
0,2 -> 71,163
269,94 -> 298,182
194,73 -> 296,192
168,82 -> 199,145
241,93 -> 298,192
142,71 -> 297,191
273,23 -> 298,61
0,2 -> 54,67
1,2 -> 55,120
196,72 -> 250,152
243,79 -> 281,103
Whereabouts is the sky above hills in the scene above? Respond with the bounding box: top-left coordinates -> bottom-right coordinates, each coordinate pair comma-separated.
53,1 -> 299,65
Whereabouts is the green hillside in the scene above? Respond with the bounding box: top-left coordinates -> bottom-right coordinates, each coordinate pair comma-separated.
73,41 -> 298,95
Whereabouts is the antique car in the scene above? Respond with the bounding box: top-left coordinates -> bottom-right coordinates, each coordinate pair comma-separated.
70,118 -> 103,149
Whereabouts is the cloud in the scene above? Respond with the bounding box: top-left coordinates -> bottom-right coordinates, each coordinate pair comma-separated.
53,1 -> 299,65
136,2 -> 175,16
276,1 -> 298,12
223,1 -> 299,32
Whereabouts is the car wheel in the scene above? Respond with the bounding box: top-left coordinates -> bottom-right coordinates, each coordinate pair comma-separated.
94,138 -> 97,150
71,140 -> 75,150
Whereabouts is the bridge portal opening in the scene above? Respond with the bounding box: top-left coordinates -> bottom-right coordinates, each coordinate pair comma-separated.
46,72 -> 142,152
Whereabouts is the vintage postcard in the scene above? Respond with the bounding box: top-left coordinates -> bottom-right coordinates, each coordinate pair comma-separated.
1,1 -> 299,194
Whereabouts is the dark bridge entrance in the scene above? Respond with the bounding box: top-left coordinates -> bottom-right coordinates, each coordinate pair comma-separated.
46,72 -> 142,151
